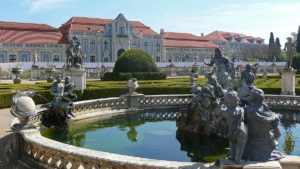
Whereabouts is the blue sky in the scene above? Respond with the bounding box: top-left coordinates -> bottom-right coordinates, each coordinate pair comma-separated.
1,0 -> 300,43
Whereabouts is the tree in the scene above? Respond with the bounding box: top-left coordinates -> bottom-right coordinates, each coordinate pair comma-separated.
269,32 -> 275,45
297,25 -> 300,53
274,37 -> 282,60
291,32 -> 297,43
268,32 -> 276,61
113,48 -> 158,72
292,53 -> 300,73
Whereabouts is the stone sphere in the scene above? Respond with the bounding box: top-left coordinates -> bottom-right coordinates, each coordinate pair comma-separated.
16,96 -> 36,116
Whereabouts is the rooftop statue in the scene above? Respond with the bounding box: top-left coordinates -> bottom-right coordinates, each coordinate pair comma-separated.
66,36 -> 85,69
284,37 -> 296,69
204,47 -> 235,90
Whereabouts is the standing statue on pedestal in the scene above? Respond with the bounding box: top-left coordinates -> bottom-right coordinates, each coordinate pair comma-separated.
284,37 -> 296,69
204,47 -> 235,90
66,36 -> 85,69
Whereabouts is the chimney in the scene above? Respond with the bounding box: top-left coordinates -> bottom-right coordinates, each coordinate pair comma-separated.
160,28 -> 164,35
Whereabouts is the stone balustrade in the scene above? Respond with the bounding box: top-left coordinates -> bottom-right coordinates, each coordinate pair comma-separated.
7,93 -> 300,169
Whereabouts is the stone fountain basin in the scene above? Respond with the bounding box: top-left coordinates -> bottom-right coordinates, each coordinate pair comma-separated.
8,94 -> 300,169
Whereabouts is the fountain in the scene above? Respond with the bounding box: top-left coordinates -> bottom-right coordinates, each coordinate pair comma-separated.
5,47 -> 300,168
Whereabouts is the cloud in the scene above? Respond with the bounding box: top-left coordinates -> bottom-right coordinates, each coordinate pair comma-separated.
22,0 -> 77,13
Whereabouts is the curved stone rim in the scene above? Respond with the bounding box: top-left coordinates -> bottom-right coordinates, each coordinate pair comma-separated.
9,94 -> 300,169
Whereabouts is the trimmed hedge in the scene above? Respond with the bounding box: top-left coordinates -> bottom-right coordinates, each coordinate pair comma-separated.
102,72 -> 166,81
113,48 -> 158,72
102,72 -> 132,81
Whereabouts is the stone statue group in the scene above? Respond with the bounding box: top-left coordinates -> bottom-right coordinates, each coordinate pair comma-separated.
66,36 -> 85,68
42,75 -> 77,129
178,47 -> 283,163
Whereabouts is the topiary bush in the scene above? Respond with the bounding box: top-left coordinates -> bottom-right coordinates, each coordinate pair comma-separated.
113,49 -> 158,73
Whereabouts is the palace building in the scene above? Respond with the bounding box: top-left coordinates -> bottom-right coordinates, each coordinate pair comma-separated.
0,14 -> 269,65
204,31 -> 268,61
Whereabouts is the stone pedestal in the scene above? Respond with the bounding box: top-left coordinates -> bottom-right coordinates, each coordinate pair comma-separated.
30,65 -> 39,80
281,69 -> 296,95
218,158 -> 282,169
65,68 -> 86,92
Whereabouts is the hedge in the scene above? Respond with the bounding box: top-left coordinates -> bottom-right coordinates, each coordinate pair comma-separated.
102,72 -> 132,81
102,72 -> 166,81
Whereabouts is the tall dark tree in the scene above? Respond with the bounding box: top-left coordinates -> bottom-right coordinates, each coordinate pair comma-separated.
269,32 -> 275,45
296,25 -> 300,53
275,37 -> 282,61
268,32 -> 276,61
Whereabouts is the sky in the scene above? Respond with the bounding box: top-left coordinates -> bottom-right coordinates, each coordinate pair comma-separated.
1,0 -> 300,44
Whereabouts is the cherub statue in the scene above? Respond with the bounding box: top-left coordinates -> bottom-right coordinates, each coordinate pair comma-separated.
213,91 -> 248,164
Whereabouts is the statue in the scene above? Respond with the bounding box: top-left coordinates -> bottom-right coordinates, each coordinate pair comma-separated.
238,64 -> 255,104
66,36 -> 85,68
243,88 -> 284,161
32,50 -> 38,65
204,47 -> 234,90
213,91 -> 247,164
42,75 -> 77,129
284,37 -> 296,69
127,78 -> 139,95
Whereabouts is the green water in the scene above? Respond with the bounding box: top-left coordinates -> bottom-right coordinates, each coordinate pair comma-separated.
41,109 -> 300,162
41,109 -> 228,162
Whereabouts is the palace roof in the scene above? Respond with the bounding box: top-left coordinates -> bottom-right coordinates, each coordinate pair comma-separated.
0,21 -> 67,44
163,32 -> 217,48
60,16 -> 159,36
204,31 -> 264,44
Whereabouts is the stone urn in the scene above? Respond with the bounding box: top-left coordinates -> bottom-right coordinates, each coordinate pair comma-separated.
11,67 -> 23,84
45,67 -> 56,83
10,92 -> 36,130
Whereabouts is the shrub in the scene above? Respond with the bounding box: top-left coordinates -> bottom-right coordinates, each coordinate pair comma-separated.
102,72 -> 166,81
132,72 -> 166,80
113,49 -> 158,72
102,72 -> 132,81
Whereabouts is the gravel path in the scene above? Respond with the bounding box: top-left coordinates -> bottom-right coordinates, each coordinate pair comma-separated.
0,108 -> 14,169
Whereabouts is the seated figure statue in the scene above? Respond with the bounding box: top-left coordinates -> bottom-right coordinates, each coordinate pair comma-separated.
243,88 -> 284,161
213,91 -> 247,164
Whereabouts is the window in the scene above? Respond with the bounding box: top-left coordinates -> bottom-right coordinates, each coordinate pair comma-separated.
119,26 -> 125,35
104,41 -> 108,50
131,42 -> 137,48
19,52 -> 30,62
90,56 -> 96,62
9,55 -> 16,62
144,42 -> 149,51
0,52 -> 6,63
156,43 -> 161,52
53,55 -> 60,62
90,39 -> 96,51
155,56 -> 160,62
41,52 -> 51,62
82,39 -> 88,54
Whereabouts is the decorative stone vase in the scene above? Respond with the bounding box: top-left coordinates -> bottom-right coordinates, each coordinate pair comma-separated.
45,67 -> 56,83
10,92 -> 36,130
11,67 -> 23,84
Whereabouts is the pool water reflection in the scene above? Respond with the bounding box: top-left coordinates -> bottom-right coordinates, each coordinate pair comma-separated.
41,109 -> 300,162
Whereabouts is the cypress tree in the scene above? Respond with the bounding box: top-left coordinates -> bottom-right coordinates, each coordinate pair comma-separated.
275,37 -> 281,47
269,32 -> 275,45
296,25 -> 300,53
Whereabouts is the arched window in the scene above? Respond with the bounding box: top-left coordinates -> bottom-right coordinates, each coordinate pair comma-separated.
90,56 -> 96,62
19,52 -> 30,62
104,57 -> 109,62
41,52 -> 51,62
